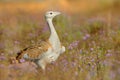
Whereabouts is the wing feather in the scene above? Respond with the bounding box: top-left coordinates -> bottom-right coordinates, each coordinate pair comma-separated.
16,40 -> 51,61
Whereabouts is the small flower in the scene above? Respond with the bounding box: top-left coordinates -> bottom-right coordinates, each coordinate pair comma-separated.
60,59 -> 69,71
86,34 -> 90,38
71,61 -> 77,68
68,40 -> 79,50
91,58 -> 95,62
14,40 -> 20,44
28,33 -> 36,37
19,58 -> 25,63
42,26 -> 49,32
83,34 -> 90,40
90,48 -> 94,51
107,50 -> 112,53
62,59 -> 68,66
0,55 -> 6,61
106,53 -> 112,57
109,71 -> 116,79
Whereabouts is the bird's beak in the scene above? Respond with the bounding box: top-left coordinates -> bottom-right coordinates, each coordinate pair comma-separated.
55,12 -> 61,16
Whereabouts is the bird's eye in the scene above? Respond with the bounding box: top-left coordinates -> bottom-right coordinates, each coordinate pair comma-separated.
50,12 -> 52,15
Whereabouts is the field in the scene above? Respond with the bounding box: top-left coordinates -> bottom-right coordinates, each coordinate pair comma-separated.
0,0 -> 120,80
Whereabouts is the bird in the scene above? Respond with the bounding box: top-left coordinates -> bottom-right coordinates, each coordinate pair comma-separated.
15,11 -> 65,70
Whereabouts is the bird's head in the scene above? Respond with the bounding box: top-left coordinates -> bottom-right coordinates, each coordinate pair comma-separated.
45,11 -> 61,19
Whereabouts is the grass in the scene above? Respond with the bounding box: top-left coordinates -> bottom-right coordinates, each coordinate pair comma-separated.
0,9 -> 120,80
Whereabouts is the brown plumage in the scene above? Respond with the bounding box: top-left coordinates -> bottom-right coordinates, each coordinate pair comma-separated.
16,40 -> 52,61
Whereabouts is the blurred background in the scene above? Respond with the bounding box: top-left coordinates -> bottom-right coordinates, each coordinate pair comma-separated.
0,0 -> 120,28
0,0 -> 120,80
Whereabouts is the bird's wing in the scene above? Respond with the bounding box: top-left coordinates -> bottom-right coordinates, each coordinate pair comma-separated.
16,40 -> 52,61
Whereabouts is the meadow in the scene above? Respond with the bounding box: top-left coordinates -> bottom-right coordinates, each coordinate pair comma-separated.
0,1 -> 120,80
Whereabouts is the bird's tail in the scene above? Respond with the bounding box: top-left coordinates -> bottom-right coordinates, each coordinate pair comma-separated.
16,51 -> 22,60
16,47 -> 28,60
16,51 -> 26,63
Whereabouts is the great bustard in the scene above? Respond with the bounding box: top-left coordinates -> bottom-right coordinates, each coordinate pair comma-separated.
15,11 -> 65,70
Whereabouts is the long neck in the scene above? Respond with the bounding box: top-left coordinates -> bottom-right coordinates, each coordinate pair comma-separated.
47,18 -> 61,49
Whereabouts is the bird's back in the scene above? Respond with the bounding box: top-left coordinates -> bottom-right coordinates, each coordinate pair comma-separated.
16,40 -> 52,61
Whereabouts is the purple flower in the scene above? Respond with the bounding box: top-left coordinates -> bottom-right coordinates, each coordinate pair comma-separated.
0,55 -> 6,61
42,26 -> 49,32
14,40 -> 20,44
106,53 -> 112,57
28,33 -> 36,37
60,59 -> 69,71
47,67 -> 52,72
19,58 -> 26,63
71,61 -> 77,68
83,34 -> 90,40
68,40 -> 79,50
109,71 -> 116,79
107,50 -> 112,53
91,58 -> 95,62
79,49 -> 83,54
90,48 -> 94,51
61,59 -> 68,66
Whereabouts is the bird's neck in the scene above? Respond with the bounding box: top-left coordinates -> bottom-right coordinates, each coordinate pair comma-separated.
46,18 -> 61,49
